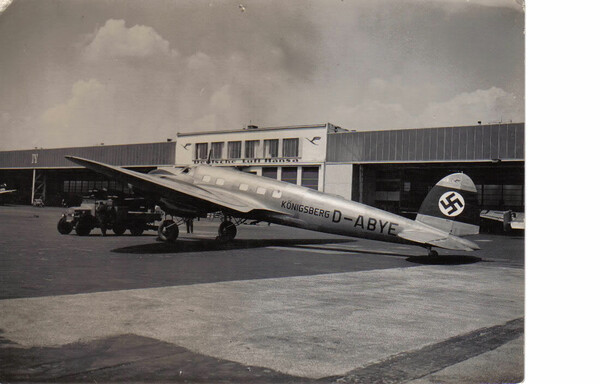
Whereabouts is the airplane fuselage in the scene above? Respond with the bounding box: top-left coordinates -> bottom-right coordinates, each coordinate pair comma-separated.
161,164 -> 429,245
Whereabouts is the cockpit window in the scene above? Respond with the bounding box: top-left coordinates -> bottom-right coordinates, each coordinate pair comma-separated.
181,167 -> 191,174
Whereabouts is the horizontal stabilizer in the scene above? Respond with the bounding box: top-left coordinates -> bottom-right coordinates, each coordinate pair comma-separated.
399,229 -> 480,251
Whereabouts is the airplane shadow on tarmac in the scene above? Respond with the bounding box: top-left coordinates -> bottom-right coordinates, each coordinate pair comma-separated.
111,238 -> 482,265
111,238 -> 356,254
297,245 -> 483,265
405,255 -> 482,265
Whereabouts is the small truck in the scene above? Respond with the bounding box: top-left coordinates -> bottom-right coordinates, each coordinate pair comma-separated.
57,195 -> 162,236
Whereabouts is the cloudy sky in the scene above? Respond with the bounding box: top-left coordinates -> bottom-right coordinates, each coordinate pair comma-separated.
0,0 -> 524,150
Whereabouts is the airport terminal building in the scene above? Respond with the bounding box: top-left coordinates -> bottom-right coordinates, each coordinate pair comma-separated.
0,122 -> 524,215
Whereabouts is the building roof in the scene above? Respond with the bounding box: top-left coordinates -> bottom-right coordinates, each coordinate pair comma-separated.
0,142 -> 176,169
326,123 -> 524,163
0,123 -> 524,169
177,123 -> 347,137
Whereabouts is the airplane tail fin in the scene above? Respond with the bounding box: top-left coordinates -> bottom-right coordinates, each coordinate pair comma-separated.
416,173 -> 479,237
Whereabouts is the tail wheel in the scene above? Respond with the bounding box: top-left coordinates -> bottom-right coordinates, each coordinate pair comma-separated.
217,221 -> 237,242
57,217 -> 73,235
158,219 -> 179,242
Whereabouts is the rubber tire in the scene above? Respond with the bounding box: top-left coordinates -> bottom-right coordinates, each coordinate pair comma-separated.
217,221 -> 237,242
57,217 -> 73,235
130,225 -> 144,236
158,220 -> 179,242
75,216 -> 93,236
113,223 -> 127,236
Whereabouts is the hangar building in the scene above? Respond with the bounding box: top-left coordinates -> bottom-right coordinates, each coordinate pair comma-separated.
0,122 -> 524,215
0,142 -> 176,206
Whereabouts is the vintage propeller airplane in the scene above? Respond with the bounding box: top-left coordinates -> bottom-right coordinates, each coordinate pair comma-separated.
65,156 -> 480,256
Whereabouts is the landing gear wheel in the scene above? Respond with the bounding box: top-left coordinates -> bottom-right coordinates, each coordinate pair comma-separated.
158,219 -> 179,242
427,249 -> 438,257
217,221 -> 237,242
57,217 -> 73,235
112,223 -> 126,236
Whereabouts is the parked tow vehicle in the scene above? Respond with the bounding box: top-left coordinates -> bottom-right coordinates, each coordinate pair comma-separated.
57,194 -> 162,236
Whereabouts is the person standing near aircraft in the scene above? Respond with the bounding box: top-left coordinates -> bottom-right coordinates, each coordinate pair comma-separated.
97,201 -> 109,236
185,218 -> 194,233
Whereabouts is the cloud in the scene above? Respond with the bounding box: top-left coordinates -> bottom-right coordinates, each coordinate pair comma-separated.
83,19 -> 179,62
37,79 -> 116,147
325,86 -> 523,130
2,3 -> 523,150
421,86 -> 523,126
186,51 -> 214,72
426,0 -> 524,11
0,0 -> 13,14
1,111 -> 11,124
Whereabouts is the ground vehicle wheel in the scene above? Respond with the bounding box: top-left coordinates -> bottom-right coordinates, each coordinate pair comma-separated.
158,219 -> 179,242
130,224 -> 144,236
75,214 -> 94,236
217,221 -> 237,242
57,217 -> 73,235
112,223 -> 126,236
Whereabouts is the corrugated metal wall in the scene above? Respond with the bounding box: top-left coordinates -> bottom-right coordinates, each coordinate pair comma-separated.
326,123 -> 524,163
0,142 -> 176,169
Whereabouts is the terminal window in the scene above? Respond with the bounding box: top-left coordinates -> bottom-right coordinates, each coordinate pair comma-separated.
245,140 -> 259,159
228,141 -> 242,159
281,167 -> 298,185
282,138 -> 299,157
63,180 -> 117,193
211,142 -> 224,159
262,167 -> 277,179
301,167 -> 319,190
478,184 -> 523,210
195,143 -> 208,160
264,139 -> 279,158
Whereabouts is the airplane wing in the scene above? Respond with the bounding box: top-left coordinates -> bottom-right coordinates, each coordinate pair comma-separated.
480,210 -> 525,230
480,210 -> 506,222
510,212 -> 525,230
399,228 -> 480,251
0,189 -> 17,195
65,156 -> 286,215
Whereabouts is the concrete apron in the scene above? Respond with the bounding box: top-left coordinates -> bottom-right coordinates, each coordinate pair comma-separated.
0,264 -> 523,379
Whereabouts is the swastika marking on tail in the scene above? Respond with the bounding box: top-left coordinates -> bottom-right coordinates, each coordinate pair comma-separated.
438,191 -> 465,217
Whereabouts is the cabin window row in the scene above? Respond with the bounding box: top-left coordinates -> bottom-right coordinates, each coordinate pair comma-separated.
195,138 -> 299,160
195,176 -> 283,198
